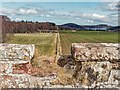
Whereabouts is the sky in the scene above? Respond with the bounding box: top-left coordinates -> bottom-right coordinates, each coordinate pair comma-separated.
0,1 -> 119,26
1,0 -> 119,2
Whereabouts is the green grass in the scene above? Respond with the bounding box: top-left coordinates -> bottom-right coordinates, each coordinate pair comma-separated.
60,30 -> 119,55
6,31 -> 119,56
6,33 -> 57,56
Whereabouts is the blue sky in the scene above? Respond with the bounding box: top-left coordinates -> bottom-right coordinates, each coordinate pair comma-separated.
0,2 -> 119,25
1,0 -> 119,2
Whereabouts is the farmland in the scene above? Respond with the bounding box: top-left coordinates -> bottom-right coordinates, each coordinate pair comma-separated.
6,33 -> 57,57
6,31 -> 119,56
60,30 -> 119,55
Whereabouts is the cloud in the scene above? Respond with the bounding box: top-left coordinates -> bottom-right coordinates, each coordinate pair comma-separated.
0,8 -> 13,15
72,12 -> 117,25
0,7 -> 47,15
18,8 -> 38,14
14,18 -> 22,21
0,5 -> 118,25
101,0 -> 119,2
92,13 -> 105,18
81,13 -> 108,23
51,10 -> 117,25
104,2 -> 119,11
87,20 -> 94,23
50,11 -> 107,23
82,13 -> 106,19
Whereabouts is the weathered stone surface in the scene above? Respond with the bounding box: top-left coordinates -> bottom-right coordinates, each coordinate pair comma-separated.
0,44 -> 35,61
0,74 -> 31,88
1,43 -> 120,88
0,60 -> 31,74
0,63 -> 10,74
63,60 -> 120,88
74,61 -> 112,86
106,70 -> 120,87
68,43 -> 120,88
0,44 -> 35,89
0,74 -> 58,89
12,62 -> 31,74
0,44 -> 35,75
58,43 -> 120,88
71,43 -> 119,62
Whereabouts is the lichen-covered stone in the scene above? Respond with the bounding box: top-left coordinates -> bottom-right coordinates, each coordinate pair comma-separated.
0,44 -> 35,61
74,61 -> 112,86
0,74 -> 58,89
0,44 -> 34,75
0,63 -> 10,74
12,62 -> 31,74
71,43 -> 119,62
0,74 -> 31,88
0,60 -> 31,75
0,43 -> 120,88
69,43 -> 120,88
63,60 -> 120,88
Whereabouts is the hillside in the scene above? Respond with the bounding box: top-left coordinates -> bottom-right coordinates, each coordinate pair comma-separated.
59,23 -> 113,31
58,23 -> 84,30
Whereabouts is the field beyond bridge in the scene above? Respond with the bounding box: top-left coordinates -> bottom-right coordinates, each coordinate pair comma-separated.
60,30 -> 119,55
6,31 -> 119,56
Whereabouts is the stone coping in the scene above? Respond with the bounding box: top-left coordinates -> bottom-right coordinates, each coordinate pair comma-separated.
0,44 -> 35,61
71,43 -> 120,62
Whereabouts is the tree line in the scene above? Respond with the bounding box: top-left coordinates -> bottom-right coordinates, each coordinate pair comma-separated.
1,15 -> 59,33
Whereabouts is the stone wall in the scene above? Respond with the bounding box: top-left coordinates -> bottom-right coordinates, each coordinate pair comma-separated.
71,43 -> 119,62
0,44 -> 35,89
0,44 -> 35,61
1,43 -> 120,89
70,43 -> 120,88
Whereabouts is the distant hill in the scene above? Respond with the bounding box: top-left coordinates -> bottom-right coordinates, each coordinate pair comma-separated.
82,24 -> 112,31
59,23 -> 112,31
58,23 -> 84,30
108,26 -> 120,32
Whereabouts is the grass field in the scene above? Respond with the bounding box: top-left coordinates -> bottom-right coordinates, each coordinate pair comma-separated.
60,30 -> 119,55
6,31 -> 119,56
6,33 -> 57,57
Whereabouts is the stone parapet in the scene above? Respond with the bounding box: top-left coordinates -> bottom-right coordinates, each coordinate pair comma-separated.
0,44 -> 35,89
69,43 -> 120,88
71,43 -> 119,62
0,60 -> 31,75
0,44 -> 35,61
0,44 -> 35,75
